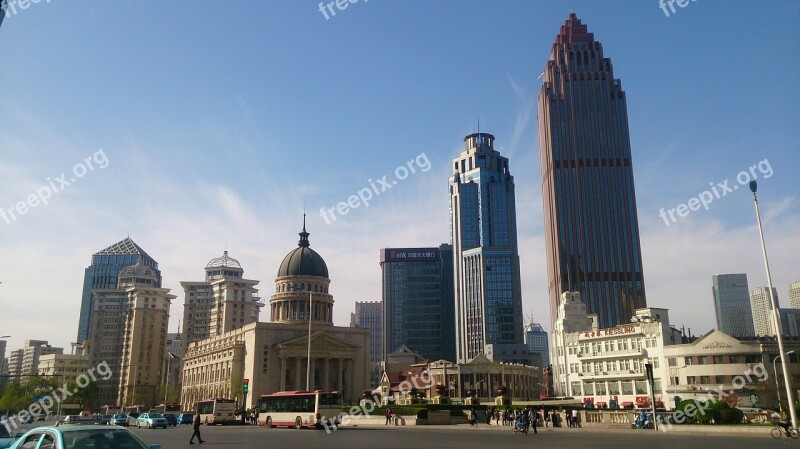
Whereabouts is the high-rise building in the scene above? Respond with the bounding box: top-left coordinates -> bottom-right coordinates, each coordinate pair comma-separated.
524,323 -> 550,368
750,286 -> 779,336
538,13 -> 647,330
21,340 -> 63,376
7,349 -> 23,378
780,308 -> 800,337
712,274 -> 755,337
381,245 -> 456,363
789,281 -> 800,309
450,133 -> 524,362
77,237 -> 161,343
179,251 -> 263,355
350,301 -> 383,387
89,260 -> 175,407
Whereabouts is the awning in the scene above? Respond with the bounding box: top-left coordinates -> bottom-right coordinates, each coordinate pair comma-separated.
621,402 -> 634,407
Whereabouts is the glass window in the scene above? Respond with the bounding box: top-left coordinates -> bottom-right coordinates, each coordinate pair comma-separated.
713,356 -> 724,364
684,357 -> 693,366
635,381 -> 648,395
621,381 -> 633,395
668,358 -> 677,367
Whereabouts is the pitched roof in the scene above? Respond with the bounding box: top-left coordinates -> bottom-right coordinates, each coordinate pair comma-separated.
94,237 -> 154,260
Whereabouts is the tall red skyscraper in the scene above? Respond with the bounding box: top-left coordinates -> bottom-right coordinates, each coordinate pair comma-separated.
538,13 -> 647,329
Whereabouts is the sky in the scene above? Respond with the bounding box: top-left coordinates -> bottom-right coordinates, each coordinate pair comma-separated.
0,0 -> 798,354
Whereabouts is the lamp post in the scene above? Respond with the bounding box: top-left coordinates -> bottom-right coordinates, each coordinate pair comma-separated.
773,350 -> 795,414
750,180 -> 797,429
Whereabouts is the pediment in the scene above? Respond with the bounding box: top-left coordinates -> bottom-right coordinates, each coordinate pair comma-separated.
691,329 -> 742,350
275,330 -> 362,356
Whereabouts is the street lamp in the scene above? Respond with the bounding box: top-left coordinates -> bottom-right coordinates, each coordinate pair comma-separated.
773,350 -> 795,414
750,180 -> 797,429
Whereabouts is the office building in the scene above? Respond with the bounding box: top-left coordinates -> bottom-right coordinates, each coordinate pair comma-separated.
7,349 -> 22,378
380,245 -> 455,363
181,221 -> 369,409
37,353 -> 90,384
712,274 -> 755,337
750,286 -> 779,336
525,323 -> 550,368
77,237 -> 161,343
89,260 -> 175,407
350,301 -> 383,388
789,281 -> 800,309
537,13 -> 647,330
165,332 -> 182,358
20,340 -> 63,377
179,251 -> 263,355
780,308 -> 800,337
450,133 -> 524,362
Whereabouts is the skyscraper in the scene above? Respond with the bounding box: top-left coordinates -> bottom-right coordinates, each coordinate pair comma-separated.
751,286 -> 779,336
712,274 -> 755,337
524,323 -> 550,369
179,251 -> 263,355
350,301 -> 383,387
380,245 -> 455,362
538,13 -> 647,329
450,133 -> 524,362
77,237 -> 161,343
789,281 -> 800,309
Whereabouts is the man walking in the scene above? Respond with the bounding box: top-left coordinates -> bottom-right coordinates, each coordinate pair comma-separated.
189,412 -> 204,444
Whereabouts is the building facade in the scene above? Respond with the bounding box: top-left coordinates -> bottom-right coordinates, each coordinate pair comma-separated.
88,261 -> 175,408
181,222 -> 369,408
350,301 -> 383,388
789,281 -> 800,309
37,353 -> 90,384
77,237 -> 161,343
525,323 -> 550,369
7,349 -> 23,378
450,133 -> 524,362
180,251 -> 263,355
380,245 -> 455,363
19,340 -> 64,377
425,356 -> 539,402
750,286 -> 779,336
538,13 -> 647,330
780,308 -> 800,337
712,274 -> 755,337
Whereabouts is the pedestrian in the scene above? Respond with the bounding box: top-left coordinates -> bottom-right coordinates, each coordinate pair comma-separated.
541,408 -> 549,428
564,409 -> 571,428
572,409 -> 579,428
531,408 -> 538,434
385,407 -> 393,425
494,408 -> 500,425
485,408 -> 491,425
189,412 -> 204,445
469,408 -> 477,427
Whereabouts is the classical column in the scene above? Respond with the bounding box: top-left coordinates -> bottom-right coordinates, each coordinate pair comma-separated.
347,359 -> 355,402
279,357 -> 287,391
337,358 -> 343,392
323,358 -> 330,392
309,358 -> 316,390
295,357 -> 302,390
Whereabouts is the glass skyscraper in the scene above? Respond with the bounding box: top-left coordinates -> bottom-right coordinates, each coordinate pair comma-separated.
76,237 -> 161,342
450,133 -> 524,362
380,245 -> 455,363
712,273 -> 755,337
538,13 -> 647,330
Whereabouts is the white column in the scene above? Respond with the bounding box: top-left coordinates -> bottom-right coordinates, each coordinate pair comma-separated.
324,358 -> 330,391
280,357 -> 287,391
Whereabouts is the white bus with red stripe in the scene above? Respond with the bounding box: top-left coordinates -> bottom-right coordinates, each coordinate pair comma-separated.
257,391 -> 342,429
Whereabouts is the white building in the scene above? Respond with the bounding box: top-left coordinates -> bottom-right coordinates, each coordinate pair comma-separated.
21,340 -> 64,377
552,291 -> 684,409
750,287 -> 778,336
38,353 -> 90,384
789,281 -> 800,310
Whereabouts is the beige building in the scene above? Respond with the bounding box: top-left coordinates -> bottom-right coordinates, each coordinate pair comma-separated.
423,356 -> 539,403
89,261 -> 175,408
181,223 -> 370,409
751,287 -> 778,336
38,353 -> 90,384
180,251 -> 263,356
19,340 -> 64,377
7,349 -> 23,378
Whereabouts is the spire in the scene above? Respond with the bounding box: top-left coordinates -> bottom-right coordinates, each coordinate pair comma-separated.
298,214 -> 310,248
554,11 -> 594,46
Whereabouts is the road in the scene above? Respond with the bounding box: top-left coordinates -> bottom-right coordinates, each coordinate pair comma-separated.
123,423 -> 798,449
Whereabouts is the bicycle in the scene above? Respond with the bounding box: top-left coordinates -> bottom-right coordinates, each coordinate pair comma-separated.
770,424 -> 799,439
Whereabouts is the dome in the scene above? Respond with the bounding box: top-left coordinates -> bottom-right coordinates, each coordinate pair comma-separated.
277,219 -> 329,279
206,250 -> 242,269
118,260 -> 158,280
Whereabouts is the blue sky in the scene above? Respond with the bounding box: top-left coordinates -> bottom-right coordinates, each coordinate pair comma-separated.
1,0 -> 798,352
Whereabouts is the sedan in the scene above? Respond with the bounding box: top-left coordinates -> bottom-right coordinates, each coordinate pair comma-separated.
111,414 -> 130,427
9,425 -> 161,449
136,413 -> 168,429
162,414 -> 178,427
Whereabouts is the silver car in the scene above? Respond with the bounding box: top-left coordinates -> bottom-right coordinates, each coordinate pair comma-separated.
136,413 -> 168,429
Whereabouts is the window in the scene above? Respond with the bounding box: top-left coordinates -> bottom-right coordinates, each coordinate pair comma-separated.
635,380 -> 648,395
687,376 -> 697,384
622,381 -> 633,395
698,356 -> 707,365
700,376 -> 711,384
668,358 -> 677,367
19,434 -> 42,449
715,375 -> 726,384
745,355 -> 760,364
713,356 -> 724,364
684,357 -> 693,366
729,355 -> 740,363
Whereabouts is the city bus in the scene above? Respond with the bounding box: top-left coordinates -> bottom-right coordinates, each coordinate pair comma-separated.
152,403 -> 182,414
196,398 -> 236,425
258,391 -> 342,429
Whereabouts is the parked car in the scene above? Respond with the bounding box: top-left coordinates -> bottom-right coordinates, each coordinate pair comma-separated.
8,425 -> 161,449
136,413 -> 168,429
111,414 -> 130,426
177,413 -> 194,425
0,424 -> 22,449
162,413 -> 178,427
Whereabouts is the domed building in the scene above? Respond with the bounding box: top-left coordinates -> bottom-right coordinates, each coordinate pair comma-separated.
181,220 -> 370,409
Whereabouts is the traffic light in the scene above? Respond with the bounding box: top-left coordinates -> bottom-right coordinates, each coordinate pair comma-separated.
243,379 -> 249,394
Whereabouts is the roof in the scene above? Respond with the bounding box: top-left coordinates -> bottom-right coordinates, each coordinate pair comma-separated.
206,250 -> 242,269
94,237 -> 154,259
277,220 -> 328,278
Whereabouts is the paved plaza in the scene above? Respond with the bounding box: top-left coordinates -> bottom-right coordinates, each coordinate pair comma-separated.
118,424 -> 797,449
